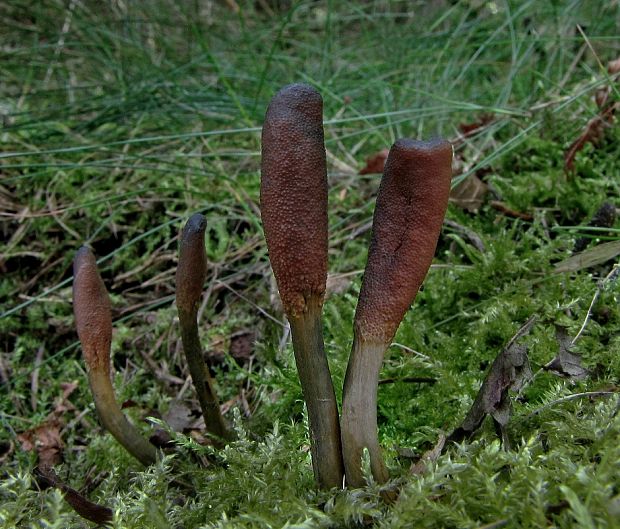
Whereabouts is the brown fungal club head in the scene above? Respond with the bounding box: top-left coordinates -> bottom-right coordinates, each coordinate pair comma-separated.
72,246 -> 112,373
176,213 -> 208,316
260,83 -> 328,318
354,138 -> 453,344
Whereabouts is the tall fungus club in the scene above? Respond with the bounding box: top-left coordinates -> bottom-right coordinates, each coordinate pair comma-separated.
260,84 -> 453,490
73,247 -> 157,466
341,139 -> 453,487
70,82 -> 452,497
176,213 -> 232,444
260,83 -> 345,489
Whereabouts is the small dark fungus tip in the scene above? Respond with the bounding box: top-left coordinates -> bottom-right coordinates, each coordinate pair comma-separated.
390,137 -> 453,161
176,215 -> 208,315
73,246 -> 96,273
274,83 -> 321,102
266,83 -> 323,122
183,213 -> 207,238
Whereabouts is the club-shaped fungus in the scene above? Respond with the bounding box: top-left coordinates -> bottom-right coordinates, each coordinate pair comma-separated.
73,247 -> 157,466
341,138 -> 452,487
176,213 -> 231,443
261,83 -> 344,489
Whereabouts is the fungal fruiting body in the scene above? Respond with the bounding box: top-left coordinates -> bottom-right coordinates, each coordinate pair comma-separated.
261,83 -> 344,489
175,213 -> 230,443
73,247 -> 157,466
341,138 -> 453,487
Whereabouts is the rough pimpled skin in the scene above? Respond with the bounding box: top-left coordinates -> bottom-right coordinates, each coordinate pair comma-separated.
355,138 -> 453,344
176,213 -> 207,315
341,138 -> 453,488
260,83 -> 328,318
73,247 -> 112,373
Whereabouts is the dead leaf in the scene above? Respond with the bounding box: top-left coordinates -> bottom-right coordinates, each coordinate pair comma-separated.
458,113 -> 495,138
208,330 -> 256,366
230,330 -> 255,364
18,382 -> 81,468
49,381 -> 78,416
410,433 -> 446,475
149,429 -> 174,449
595,87 -> 610,110
449,316 -> 536,444
150,400 -> 199,448
34,467 -> 113,526
444,219 -> 486,253
564,104 -> 618,172
121,399 -> 139,409
164,401 -> 195,432
544,326 -> 589,380
60,381 -> 78,400
608,57 -> 620,74
565,56 -> 620,173
359,148 -> 389,175
450,175 -> 489,212
18,417 -> 64,468
489,201 -> 533,221
554,240 -> 620,273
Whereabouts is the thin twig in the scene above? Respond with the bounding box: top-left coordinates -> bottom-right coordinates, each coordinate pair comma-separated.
504,315 -> 538,351
30,346 -> 45,411
378,376 -> 437,385
572,263 -> 620,345
215,279 -> 286,327
526,391 -> 617,419
391,342 -> 431,360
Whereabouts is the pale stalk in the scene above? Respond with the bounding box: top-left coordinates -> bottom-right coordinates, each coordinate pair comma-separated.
289,297 -> 344,489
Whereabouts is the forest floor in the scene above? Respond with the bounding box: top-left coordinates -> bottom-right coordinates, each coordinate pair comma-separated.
1,1 -> 619,528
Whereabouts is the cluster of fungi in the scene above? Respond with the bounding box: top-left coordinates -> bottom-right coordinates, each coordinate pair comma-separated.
72,83 -> 452,494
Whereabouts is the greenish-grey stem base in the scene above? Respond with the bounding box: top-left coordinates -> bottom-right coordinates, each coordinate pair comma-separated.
179,309 -> 231,444
289,299 -> 344,489
88,371 -> 157,466
341,335 -> 389,487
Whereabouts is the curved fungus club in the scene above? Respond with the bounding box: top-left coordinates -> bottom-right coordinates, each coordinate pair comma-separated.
176,213 -> 231,443
341,138 -> 453,487
72,247 -> 157,466
261,83 -> 344,489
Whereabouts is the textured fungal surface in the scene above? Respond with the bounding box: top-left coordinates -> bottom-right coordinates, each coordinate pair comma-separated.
176,213 -> 208,314
260,83 -> 328,317
355,138 -> 453,343
73,247 -> 113,372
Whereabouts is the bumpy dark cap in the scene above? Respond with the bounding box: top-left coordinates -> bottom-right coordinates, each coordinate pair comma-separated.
73,247 -> 112,371
176,213 -> 207,314
355,138 -> 453,343
260,83 -> 328,317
